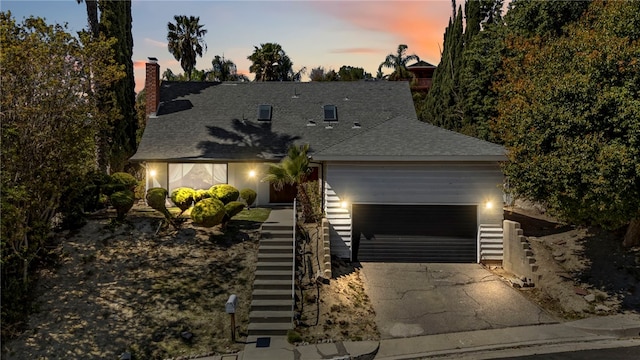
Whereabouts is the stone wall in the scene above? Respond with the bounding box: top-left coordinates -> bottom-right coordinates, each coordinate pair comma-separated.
503,220 -> 540,284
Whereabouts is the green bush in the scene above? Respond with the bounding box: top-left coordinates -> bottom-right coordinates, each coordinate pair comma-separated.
134,179 -> 146,200
225,201 -> 245,220
193,189 -> 211,202
208,184 -> 239,205
146,188 -> 170,216
170,187 -> 195,212
240,188 -> 257,207
110,190 -> 135,221
191,198 -> 226,227
110,172 -> 137,191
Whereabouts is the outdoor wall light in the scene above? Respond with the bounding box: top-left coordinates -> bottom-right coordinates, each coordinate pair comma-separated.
341,201 -> 348,209
149,169 -> 157,178
485,200 -> 493,209
248,170 -> 256,178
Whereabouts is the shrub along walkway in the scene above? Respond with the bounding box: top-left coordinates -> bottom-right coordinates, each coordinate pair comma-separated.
247,207 -> 295,338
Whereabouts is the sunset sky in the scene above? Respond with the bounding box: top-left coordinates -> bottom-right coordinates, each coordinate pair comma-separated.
4,0 -> 462,92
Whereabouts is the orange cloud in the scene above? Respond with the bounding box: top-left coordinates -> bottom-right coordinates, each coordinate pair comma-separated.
309,0 -> 454,64
330,47 -> 380,54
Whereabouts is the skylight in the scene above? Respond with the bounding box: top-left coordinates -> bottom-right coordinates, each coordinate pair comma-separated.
323,105 -> 337,121
258,104 -> 272,121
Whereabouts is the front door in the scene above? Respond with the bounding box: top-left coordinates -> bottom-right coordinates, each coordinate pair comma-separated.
269,167 -> 319,203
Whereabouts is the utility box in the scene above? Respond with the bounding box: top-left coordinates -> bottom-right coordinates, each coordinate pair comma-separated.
225,294 -> 237,314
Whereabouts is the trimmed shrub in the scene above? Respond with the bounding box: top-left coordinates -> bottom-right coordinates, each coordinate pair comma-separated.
146,187 -> 170,217
110,172 -> 137,191
225,201 -> 245,220
170,187 -> 195,212
194,189 -> 211,202
240,188 -> 257,207
191,197 -> 226,227
209,184 -> 240,205
110,190 -> 135,221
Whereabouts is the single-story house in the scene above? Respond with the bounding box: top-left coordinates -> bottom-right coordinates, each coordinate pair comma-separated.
131,59 -> 507,263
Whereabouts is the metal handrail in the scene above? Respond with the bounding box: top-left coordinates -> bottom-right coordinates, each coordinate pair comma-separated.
292,198 -> 297,321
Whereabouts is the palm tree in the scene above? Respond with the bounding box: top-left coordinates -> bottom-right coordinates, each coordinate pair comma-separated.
248,42 -> 294,81
378,44 -> 420,81
167,15 -> 207,81
209,55 -> 237,81
263,144 -> 316,220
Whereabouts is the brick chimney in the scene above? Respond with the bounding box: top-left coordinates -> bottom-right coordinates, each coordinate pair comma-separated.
145,57 -> 160,116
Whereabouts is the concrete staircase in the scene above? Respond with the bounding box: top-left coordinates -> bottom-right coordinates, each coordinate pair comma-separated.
247,209 -> 295,337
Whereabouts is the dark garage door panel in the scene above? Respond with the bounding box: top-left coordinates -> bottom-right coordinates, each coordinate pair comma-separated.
353,204 -> 477,263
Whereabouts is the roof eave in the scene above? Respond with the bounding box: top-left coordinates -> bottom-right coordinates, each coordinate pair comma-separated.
311,155 -> 508,162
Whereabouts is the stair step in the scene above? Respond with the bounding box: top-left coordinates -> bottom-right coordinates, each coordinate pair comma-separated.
255,270 -> 292,280
480,249 -> 503,255
481,244 -> 503,249
261,230 -> 294,239
251,299 -> 292,311
262,224 -> 293,231
248,322 -> 292,336
256,262 -> 293,271
249,310 -> 292,323
260,239 -> 292,247
259,245 -> 293,254
258,253 -> 293,262
253,279 -> 293,290
252,289 -> 292,300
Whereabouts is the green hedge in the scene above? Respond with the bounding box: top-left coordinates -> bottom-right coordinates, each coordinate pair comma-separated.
225,201 -> 245,220
110,190 -> 135,221
170,187 -> 195,212
209,184 -> 239,205
191,198 -> 226,227
240,188 -> 257,207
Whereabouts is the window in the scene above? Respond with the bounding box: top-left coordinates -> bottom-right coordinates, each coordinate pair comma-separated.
168,163 -> 227,194
258,104 -> 272,121
323,105 -> 337,121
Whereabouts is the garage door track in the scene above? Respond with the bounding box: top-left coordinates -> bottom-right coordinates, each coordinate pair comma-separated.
361,263 -> 556,339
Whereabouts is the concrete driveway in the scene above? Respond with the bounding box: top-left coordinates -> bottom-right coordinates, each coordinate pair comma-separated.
360,263 -> 556,339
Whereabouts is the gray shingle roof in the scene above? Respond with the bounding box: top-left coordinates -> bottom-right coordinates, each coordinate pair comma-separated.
130,81 -> 506,162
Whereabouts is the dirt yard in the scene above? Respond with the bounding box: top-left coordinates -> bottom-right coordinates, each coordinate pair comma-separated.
2,205 -> 267,360
4,204 -> 638,358
501,205 -> 640,320
293,225 -> 379,344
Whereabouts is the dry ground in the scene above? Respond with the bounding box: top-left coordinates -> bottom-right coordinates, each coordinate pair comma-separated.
2,205 -> 267,360
4,204 -> 638,358
293,225 -> 379,344
500,206 -> 640,320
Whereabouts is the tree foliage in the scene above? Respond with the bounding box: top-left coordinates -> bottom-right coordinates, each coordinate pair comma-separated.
421,5 -> 464,130
378,44 -> 420,81
167,15 -> 207,81
494,0 -> 640,244
248,42 -> 304,81
1,12 -> 123,330
98,0 -> 137,172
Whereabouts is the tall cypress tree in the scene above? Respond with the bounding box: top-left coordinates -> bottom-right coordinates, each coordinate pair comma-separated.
99,0 -> 136,172
422,5 -> 464,130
